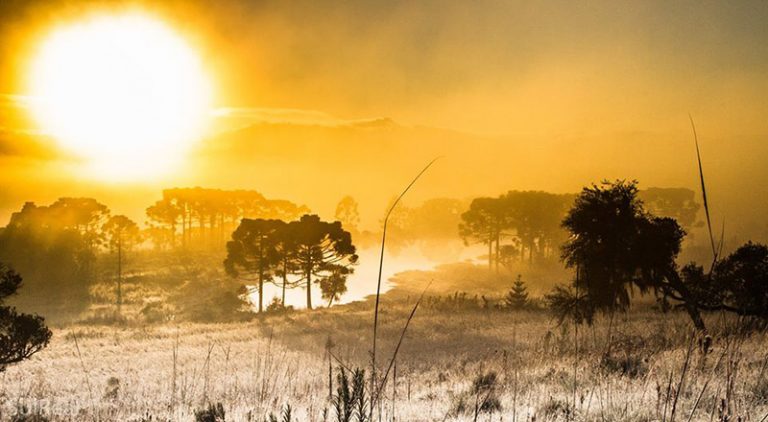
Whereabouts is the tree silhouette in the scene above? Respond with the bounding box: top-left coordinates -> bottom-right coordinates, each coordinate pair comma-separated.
639,187 -> 701,233
49,198 -> 110,266
274,222 -> 299,306
0,263 -> 51,371
288,215 -> 358,310
146,198 -> 181,250
714,242 -> 768,319
224,219 -> 283,312
335,196 -> 361,234
103,215 -> 141,310
0,199 -> 110,313
148,188 -> 309,251
504,275 -> 529,309
682,242 -> 768,321
502,191 -> 572,264
560,180 -> 705,329
320,268 -> 350,307
459,197 -> 509,272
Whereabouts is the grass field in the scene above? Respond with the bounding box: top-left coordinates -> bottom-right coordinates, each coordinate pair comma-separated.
2,284 -> 768,422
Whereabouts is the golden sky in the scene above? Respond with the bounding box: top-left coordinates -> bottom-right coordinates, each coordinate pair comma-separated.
0,0 -> 767,242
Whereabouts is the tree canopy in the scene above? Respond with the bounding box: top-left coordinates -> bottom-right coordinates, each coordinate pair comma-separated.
289,215 -> 358,310
0,198 -> 111,313
224,218 -> 284,312
460,192 -> 572,272
557,180 -> 705,329
147,188 -> 309,251
225,214 -> 357,311
0,263 -> 51,371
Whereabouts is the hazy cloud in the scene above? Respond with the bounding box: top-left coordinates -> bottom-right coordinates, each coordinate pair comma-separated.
211,107 -> 395,131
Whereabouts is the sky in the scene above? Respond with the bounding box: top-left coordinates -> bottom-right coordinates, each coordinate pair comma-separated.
0,0 -> 767,243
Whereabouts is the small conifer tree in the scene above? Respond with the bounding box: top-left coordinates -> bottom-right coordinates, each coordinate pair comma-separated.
504,275 -> 528,309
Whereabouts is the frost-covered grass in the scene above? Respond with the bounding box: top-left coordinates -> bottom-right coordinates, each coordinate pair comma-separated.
2,298 -> 768,421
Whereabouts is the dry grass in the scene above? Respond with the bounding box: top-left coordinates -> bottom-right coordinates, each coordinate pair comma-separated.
2,297 -> 768,421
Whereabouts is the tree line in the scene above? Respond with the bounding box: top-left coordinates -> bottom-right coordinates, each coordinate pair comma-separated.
458,188 -> 702,273
0,189 -> 309,313
146,188 -> 309,251
0,184 -> 704,317
459,191 -> 573,272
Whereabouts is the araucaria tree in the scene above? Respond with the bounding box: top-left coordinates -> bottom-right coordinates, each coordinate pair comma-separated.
224,219 -> 284,312
558,180 -> 706,329
335,196 -> 361,234
0,263 -> 52,371
225,214 -> 358,311
459,197 -> 509,272
289,215 -> 358,310
504,275 -> 529,309
103,215 -> 141,310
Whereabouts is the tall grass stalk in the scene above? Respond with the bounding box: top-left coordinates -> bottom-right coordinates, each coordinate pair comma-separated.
370,157 -> 439,420
686,342 -> 729,422
375,282 -> 431,405
689,114 -> 717,261
669,332 -> 695,422
71,330 -> 96,417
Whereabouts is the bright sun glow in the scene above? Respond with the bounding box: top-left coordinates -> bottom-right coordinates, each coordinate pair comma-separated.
28,13 -> 212,181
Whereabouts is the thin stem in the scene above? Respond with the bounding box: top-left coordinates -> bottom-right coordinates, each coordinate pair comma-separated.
370,157 -> 440,420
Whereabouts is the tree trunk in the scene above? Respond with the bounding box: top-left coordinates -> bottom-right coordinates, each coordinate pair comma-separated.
495,234 -> 500,275
528,239 -> 534,265
666,270 -> 706,331
117,237 -> 122,311
181,212 -> 186,249
258,249 -> 264,313
281,259 -> 287,306
488,232 -> 493,271
306,269 -> 313,310
258,277 -> 264,313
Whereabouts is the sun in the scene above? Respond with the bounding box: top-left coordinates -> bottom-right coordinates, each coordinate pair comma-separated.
27,13 -> 212,181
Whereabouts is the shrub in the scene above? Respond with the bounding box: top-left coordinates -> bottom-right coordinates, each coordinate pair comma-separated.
266,297 -> 294,314
538,398 -> 574,420
332,367 -> 367,422
79,308 -> 128,326
194,403 -> 225,422
140,302 -> 173,323
504,275 -> 529,309
103,376 -> 120,400
751,377 -> 768,405
0,264 -> 52,371
599,352 -> 649,378
451,371 -> 502,417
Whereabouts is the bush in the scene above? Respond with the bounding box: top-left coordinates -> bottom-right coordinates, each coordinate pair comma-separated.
538,398 -> 574,420
751,377 -> 768,405
599,352 -> 649,378
103,376 -> 120,400
79,308 -> 127,326
266,297 -> 294,314
451,371 -> 502,417
194,403 -> 225,422
332,367 -> 367,422
504,275 -> 529,309
140,302 -> 173,323
0,264 -> 52,371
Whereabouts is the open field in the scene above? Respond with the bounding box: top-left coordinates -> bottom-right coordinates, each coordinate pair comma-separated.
3,293 -> 768,421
